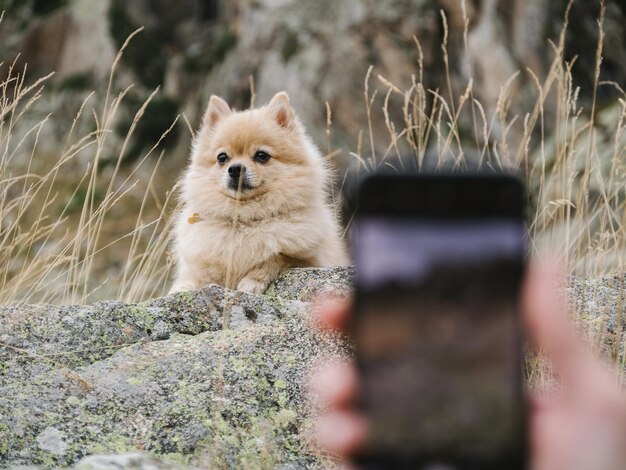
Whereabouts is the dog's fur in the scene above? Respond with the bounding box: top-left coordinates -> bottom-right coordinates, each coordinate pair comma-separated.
170,92 -> 348,294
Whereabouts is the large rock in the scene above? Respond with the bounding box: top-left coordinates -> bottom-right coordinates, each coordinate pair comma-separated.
567,274 -> 626,361
0,267 -> 353,469
1,266 -> 625,469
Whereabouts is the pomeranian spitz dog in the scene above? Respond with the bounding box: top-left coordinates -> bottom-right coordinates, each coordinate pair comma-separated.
170,91 -> 348,294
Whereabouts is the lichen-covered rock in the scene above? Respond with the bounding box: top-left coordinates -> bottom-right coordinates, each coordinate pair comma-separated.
2,266 -> 623,469
0,285 -> 287,368
567,274 -> 626,361
266,267 -> 354,303
0,268 -> 352,469
75,453 -> 197,470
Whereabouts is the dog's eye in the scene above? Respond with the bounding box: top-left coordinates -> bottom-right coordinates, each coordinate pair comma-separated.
217,152 -> 229,165
253,150 -> 271,163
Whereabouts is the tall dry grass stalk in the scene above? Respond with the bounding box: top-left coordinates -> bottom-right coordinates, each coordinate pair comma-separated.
350,1 -> 624,278
0,29 -> 179,306
343,0 -> 625,382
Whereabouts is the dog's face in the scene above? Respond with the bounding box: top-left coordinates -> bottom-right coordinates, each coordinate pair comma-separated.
184,92 -> 324,220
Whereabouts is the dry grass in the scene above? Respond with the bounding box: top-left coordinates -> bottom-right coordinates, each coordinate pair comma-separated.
354,1 -> 625,276
0,29 -> 180,305
338,0 -> 625,384
352,1 -> 624,275
0,1 -> 624,385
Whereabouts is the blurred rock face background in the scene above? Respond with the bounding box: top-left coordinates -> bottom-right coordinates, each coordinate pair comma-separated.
3,0 -> 625,161
0,0 -> 625,302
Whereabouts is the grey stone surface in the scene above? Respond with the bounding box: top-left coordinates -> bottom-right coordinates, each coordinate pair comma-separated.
2,266 -> 624,469
75,453 -> 198,470
567,274 -> 626,360
0,268 -> 352,469
265,267 -> 354,303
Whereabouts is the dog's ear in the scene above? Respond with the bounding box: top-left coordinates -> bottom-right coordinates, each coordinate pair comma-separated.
203,95 -> 231,130
267,92 -> 295,129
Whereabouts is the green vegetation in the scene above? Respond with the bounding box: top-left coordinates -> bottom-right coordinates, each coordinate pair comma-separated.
108,0 -> 168,89
31,0 -> 67,16
57,72 -> 92,92
182,27 -> 238,74
0,0 -> 68,18
114,92 -> 180,164
281,30 -> 300,62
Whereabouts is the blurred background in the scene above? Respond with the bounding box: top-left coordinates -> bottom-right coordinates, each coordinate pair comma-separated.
0,0 -> 625,304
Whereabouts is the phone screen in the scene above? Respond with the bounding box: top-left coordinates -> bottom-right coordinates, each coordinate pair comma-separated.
353,176 -> 527,469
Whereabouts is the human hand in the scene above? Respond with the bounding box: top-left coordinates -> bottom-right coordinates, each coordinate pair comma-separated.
310,262 -> 626,469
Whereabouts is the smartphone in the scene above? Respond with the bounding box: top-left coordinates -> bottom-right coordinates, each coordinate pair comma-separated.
352,174 -> 527,470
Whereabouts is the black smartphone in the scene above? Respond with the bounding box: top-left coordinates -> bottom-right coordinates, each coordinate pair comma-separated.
352,174 -> 527,470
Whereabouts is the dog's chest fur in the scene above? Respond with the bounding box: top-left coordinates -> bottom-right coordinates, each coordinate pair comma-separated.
176,213 -> 312,287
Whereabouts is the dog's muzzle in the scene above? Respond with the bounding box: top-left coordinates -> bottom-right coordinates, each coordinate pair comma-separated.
227,164 -> 251,191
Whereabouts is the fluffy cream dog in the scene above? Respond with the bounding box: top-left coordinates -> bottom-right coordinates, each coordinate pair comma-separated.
170,92 -> 348,294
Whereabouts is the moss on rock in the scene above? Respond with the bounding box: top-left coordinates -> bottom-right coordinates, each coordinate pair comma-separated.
0,268 -> 352,468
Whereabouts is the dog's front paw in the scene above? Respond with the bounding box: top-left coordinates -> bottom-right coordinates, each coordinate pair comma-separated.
237,277 -> 268,295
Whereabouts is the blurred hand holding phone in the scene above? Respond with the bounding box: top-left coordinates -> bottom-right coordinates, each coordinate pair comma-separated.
353,175 -> 527,469
311,174 -> 626,470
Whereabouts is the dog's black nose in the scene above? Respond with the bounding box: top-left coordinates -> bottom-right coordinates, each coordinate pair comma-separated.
228,164 -> 245,179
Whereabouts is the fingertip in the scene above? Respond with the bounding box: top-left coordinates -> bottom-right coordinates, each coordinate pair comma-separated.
312,410 -> 368,457
522,259 -> 610,389
314,296 -> 352,332
522,259 -> 567,349
308,361 -> 358,408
